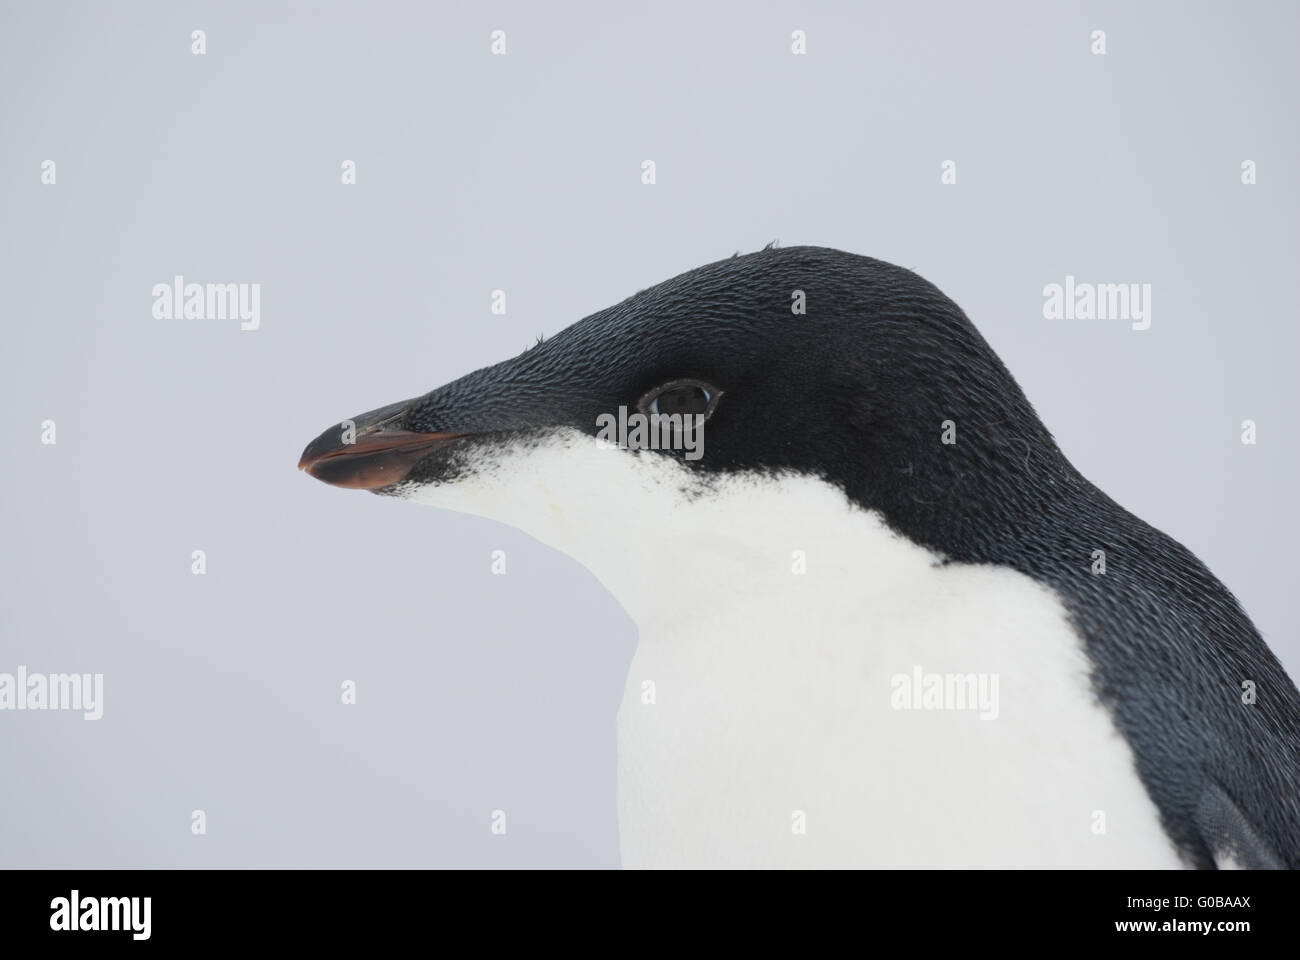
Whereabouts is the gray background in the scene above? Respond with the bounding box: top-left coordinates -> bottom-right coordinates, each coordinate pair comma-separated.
1,0 -> 1296,867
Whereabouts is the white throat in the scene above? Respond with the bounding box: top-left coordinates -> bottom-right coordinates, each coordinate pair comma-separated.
400,430 -> 1183,868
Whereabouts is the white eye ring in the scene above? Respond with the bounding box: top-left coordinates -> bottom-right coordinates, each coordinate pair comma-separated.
650,386 -> 709,415
637,380 -> 722,420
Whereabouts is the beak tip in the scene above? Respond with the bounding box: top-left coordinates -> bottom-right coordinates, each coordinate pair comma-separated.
297,417 -> 469,490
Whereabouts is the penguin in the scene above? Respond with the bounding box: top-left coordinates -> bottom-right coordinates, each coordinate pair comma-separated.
299,246 -> 1300,869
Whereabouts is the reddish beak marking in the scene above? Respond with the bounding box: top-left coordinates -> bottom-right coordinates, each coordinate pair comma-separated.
298,430 -> 469,490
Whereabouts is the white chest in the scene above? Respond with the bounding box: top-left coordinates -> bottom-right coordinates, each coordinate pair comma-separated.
400,431 -> 1184,868
613,561 -> 1182,868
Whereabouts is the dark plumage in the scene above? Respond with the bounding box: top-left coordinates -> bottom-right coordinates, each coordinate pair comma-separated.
314,246 -> 1300,866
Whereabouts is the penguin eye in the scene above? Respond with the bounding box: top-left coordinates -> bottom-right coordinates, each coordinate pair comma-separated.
638,380 -> 720,418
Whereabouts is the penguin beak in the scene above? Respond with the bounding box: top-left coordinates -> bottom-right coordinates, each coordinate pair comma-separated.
298,399 -> 468,490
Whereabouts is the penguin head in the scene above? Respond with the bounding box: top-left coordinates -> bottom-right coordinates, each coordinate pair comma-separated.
299,246 -> 1059,559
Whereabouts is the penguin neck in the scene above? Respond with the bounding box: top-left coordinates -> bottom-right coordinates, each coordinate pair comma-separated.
847,427 -> 1085,572
400,431 -> 1188,867
400,431 -> 926,633
583,474 -> 934,637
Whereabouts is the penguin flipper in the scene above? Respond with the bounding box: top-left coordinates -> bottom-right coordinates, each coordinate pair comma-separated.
1195,782 -> 1284,869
